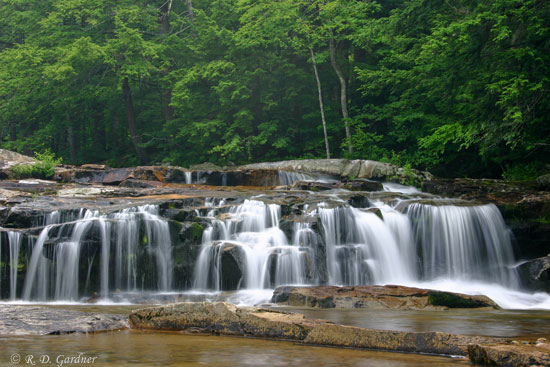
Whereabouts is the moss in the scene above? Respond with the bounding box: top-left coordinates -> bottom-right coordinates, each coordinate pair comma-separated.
190,223 -> 204,241
427,291 -> 488,308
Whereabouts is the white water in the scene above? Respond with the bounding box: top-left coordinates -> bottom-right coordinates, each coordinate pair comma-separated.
2,196 -> 548,310
382,182 -> 421,195
193,200 -> 313,290
21,205 -> 172,301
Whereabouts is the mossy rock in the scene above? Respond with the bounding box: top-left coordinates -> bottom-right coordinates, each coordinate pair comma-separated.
427,291 -> 496,308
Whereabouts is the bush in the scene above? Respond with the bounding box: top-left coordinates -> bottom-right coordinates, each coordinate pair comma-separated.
12,150 -> 62,179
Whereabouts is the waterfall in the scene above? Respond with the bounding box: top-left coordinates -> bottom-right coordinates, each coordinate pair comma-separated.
8,232 -> 22,300
193,200 -> 312,290
185,172 -> 192,184
2,192 -> 541,308
21,205 -> 172,301
318,205 -> 416,285
406,203 -> 519,286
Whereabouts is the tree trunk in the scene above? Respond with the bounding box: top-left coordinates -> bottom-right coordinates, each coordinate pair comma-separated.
9,121 -> 16,141
186,0 -> 197,38
67,122 -> 77,163
159,0 -> 173,34
122,77 -> 147,163
310,48 -> 331,159
186,0 -> 195,23
329,37 -> 353,155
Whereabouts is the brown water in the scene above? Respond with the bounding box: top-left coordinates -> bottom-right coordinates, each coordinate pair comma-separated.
43,304 -> 550,338
1,330 -> 470,367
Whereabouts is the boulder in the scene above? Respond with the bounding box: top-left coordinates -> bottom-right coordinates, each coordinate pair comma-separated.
271,285 -> 499,310
517,255 -> 550,291
129,301 -> 504,356
0,305 -> 128,335
0,149 -> 36,169
239,159 -> 433,183
468,342 -> 550,367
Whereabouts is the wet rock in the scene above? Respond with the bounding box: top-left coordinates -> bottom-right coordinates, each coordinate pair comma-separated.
80,164 -> 109,170
129,301 -> 503,356
57,187 -> 116,197
271,285 -> 499,310
0,305 -> 128,335
517,255 -> 550,291
537,174 -> 550,191
220,242 -> 246,290
130,302 -> 244,335
290,181 -> 341,191
468,343 -> 550,367
343,179 -> 384,192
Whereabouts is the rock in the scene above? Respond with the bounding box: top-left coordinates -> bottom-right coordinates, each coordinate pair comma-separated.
271,285 -> 499,310
80,164 -> 109,170
537,174 -> 550,191
468,343 -> 550,367
189,162 -> 223,170
343,179 -> 384,191
0,305 -> 128,335
239,159 -> 433,183
57,187 -> 115,197
129,301 -> 503,356
0,149 -> 36,169
517,255 -> 550,291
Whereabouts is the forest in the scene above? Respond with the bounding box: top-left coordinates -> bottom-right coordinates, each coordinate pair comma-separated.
0,0 -> 548,178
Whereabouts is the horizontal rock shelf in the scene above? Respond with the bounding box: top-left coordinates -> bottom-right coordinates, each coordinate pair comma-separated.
468,342 -> 550,367
271,285 -> 499,310
129,301 -> 503,357
0,305 -> 128,336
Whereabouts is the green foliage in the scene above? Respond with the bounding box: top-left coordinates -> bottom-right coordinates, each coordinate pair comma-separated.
12,150 -> 62,179
0,0 -> 547,177
502,162 -> 544,181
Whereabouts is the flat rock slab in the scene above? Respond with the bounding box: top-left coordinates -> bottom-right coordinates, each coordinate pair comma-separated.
271,285 -> 499,310
468,343 -> 550,367
0,305 -> 128,336
129,301 -> 503,356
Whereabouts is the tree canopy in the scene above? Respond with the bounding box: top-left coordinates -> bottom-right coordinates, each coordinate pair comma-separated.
0,0 -> 548,178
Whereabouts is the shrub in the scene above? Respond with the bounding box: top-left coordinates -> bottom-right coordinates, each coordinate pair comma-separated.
12,150 -> 62,179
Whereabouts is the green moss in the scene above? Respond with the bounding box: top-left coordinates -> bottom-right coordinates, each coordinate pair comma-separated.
190,223 -> 204,241
427,291 -> 488,308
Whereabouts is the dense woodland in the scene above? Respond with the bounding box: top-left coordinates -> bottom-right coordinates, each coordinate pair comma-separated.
0,0 -> 548,178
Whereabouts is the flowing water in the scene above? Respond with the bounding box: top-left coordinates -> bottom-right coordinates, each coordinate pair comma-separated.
1,190 -> 549,309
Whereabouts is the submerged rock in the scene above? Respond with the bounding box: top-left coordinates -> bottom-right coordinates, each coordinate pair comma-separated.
468,342 -> 550,367
0,305 -> 128,335
129,301 -> 503,356
271,285 -> 499,310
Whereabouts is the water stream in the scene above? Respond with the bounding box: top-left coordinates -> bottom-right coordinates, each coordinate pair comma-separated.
1,191 -> 549,309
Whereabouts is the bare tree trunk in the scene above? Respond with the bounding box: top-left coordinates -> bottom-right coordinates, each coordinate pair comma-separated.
122,77 -> 147,163
186,0 -> 197,38
159,0 -> 175,121
329,37 -> 353,155
67,121 -> 77,163
159,0 -> 173,34
310,48 -> 331,159
186,0 -> 195,22
9,121 -> 16,141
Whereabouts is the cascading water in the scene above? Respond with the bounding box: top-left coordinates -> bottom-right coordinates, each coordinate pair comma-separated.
193,200 -> 314,290
318,205 -> 416,285
19,205 -> 172,301
1,192 -> 547,309
405,203 -> 519,286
